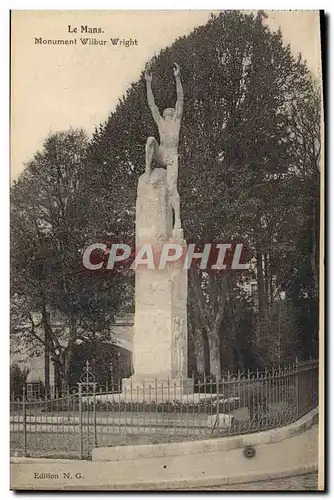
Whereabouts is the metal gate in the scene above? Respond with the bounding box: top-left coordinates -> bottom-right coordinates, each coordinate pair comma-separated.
78,361 -> 97,459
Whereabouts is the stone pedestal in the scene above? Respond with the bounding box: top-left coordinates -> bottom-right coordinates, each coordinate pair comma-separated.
122,168 -> 192,398
121,377 -> 194,400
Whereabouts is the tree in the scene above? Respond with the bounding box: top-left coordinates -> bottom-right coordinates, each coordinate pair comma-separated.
10,363 -> 30,399
83,11 -> 320,373
254,298 -> 301,366
11,129 -> 126,389
12,12 -> 320,381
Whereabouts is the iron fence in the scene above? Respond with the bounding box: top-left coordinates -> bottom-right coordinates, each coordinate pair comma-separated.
10,359 -> 318,460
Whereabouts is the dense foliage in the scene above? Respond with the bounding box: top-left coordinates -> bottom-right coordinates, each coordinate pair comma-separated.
11,11 -> 320,384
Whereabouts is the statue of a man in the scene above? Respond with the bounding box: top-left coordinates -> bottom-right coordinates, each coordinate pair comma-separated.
144,62 -> 184,231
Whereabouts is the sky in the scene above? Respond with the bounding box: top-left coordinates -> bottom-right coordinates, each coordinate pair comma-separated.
11,10 -> 322,181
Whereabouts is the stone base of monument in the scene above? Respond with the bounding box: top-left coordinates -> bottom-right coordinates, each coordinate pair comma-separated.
121,376 -> 194,402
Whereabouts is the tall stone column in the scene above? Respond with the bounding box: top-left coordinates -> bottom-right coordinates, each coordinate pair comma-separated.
122,168 -> 192,397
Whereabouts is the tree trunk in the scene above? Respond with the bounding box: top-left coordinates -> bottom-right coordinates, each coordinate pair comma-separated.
264,252 -> 269,310
44,339 -> 50,396
190,267 -> 215,374
61,319 -> 78,388
187,330 -> 198,377
64,354 -> 72,389
189,268 -> 229,377
208,331 -> 221,376
201,327 -> 211,375
188,300 -> 210,376
256,246 -> 267,322
226,295 -> 245,372
268,251 -> 274,306
58,351 -> 72,391
40,306 -> 51,396
311,184 -> 319,295
54,361 -> 62,395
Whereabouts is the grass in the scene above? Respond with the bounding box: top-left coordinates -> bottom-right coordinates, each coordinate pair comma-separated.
10,430 -> 206,460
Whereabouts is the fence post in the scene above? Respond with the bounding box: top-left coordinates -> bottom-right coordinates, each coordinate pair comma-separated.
22,388 -> 27,457
93,382 -> 97,447
78,383 -> 83,460
295,357 -> 299,416
216,374 -> 220,435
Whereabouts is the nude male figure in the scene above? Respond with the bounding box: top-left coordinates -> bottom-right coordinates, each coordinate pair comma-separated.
144,62 -> 184,231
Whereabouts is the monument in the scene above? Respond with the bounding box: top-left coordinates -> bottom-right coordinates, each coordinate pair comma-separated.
122,63 -> 192,397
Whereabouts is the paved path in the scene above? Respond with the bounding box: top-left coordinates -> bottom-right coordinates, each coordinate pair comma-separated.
202,473 -> 318,490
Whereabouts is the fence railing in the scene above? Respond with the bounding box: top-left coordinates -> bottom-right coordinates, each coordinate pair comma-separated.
10,359 -> 319,460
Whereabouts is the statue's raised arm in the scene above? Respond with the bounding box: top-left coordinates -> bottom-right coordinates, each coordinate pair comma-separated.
145,72 -> 161,125
143,63 -> 183,232
173,63 -> 183,120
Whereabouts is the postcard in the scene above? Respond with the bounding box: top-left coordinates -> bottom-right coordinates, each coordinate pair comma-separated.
10,10 -> 324,491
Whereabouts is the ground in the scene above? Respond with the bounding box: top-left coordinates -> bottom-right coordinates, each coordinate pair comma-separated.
202,473 -> 318,491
